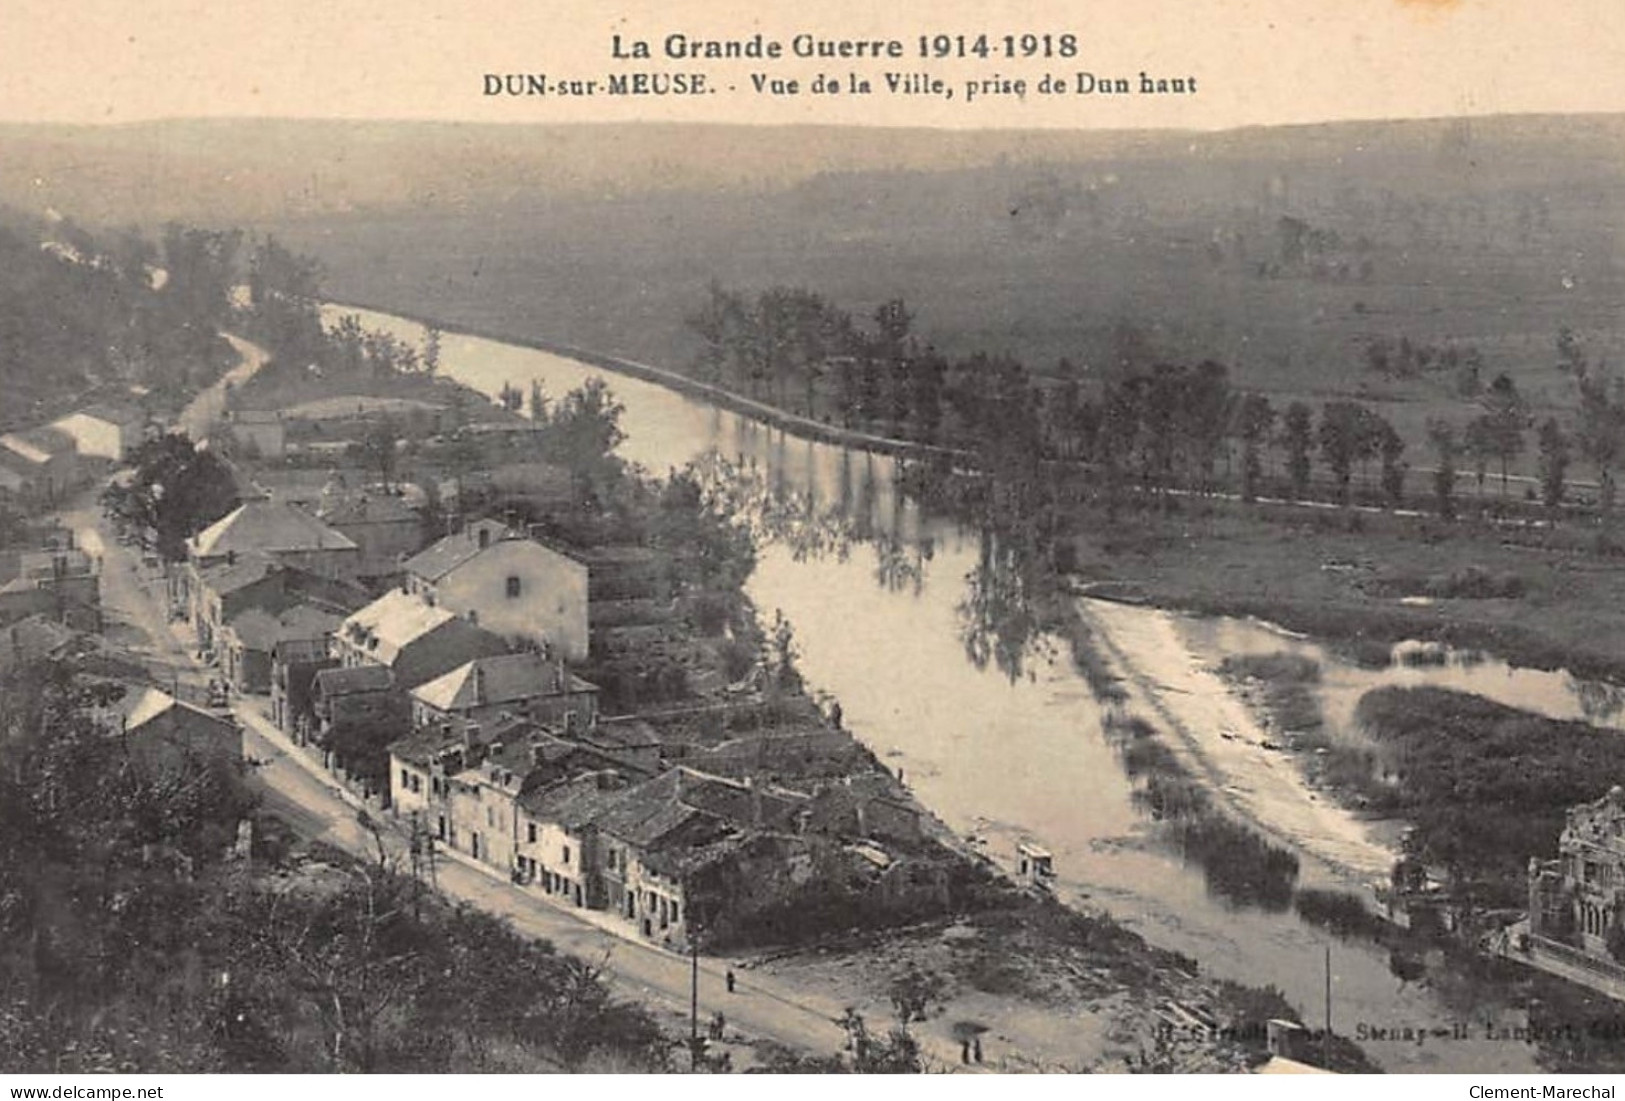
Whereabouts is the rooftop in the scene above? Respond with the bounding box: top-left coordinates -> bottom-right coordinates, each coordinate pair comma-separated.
314,664 -> 395,697
198,554 -> 278,597
227,603 -> 342,652
188,501 -> 358,560
317,490 -> 420,527
66,403 -> 144,427
518,772 -> 634,831
338,589 -> 459,666
411,651 -> 597,713
1,425 -> 77,463
401,519 -> 526,581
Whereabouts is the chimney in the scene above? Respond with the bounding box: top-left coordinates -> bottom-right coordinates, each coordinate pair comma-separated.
226,549 -> 236,566
471,661 -> 485,706
477,526 -> 490,550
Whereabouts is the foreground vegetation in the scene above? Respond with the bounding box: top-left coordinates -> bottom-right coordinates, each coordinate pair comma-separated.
0,658 -> 669,1073
1351,687 -> 1625,908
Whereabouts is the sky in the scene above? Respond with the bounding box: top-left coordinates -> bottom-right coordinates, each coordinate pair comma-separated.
1,0 -> 1622,130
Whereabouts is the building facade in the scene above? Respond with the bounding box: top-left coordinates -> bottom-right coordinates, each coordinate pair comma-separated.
1529,785 -> 1625,957
404,520 -> 589,661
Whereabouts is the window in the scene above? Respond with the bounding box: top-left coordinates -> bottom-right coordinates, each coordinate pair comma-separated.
671,903 -> 680,924
401,769 -> 411,790
506,575 -> 522,599
528,823 -> 538,843
563,844 -> 571,866
487,807 -> 495,828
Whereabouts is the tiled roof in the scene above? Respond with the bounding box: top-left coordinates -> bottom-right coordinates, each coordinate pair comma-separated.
400,520 -> 524,581
227,603 -> 341,652
387,724 -> 460,768
103,684 -> 233,737
198,554 -> 278,597
338,590 -> 457,665
410,651 -> 596,713
518,772 -> 632,831
317,491 -> 420,527
314,664 -> 395,697
1,426 -> 77,463
189,501 -> 357,559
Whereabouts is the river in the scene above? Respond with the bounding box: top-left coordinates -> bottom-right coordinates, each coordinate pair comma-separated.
331,305 -> 1550,1072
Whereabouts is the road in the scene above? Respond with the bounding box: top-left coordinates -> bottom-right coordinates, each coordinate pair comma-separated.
174,332 -> 270,443
73,495 -> 870,1066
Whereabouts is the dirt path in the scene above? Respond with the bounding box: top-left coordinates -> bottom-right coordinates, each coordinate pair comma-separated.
1079,597 -> 1395,886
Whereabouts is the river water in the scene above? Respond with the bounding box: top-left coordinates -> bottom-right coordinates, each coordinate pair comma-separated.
334,306 -> 1562,1072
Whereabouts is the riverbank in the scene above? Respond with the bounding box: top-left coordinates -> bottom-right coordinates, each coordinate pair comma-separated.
327,299 -> 972,465
1077,596 -> 1397,889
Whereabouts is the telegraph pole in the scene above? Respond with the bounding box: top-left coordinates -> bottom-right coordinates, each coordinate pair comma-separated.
1323,943 -> 1333,1069
690,937 -> 700,1070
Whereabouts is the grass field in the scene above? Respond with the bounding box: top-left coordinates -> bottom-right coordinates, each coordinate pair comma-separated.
253,116 -> 1625,477
1065,494 -> 1625,682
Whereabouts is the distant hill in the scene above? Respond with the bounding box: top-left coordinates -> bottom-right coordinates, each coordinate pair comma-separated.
0,114 -> 1621,226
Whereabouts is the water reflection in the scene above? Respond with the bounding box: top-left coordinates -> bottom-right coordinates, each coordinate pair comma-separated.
340,304 -> 1545,1072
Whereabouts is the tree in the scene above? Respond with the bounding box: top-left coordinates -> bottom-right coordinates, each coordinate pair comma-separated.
102,433 -> 241,561
1379,421 -> 1406,507
1427,418 -> 1460,520
1318,401 -> 1365,506
357,416 -> 400,490
1280,402 -> 1314,501
421,326 -> 442,375
887,964 -> 945,1025
1479,373 -> 1531,497
1463,416 -> 1495,499
1236,393 -> 1276,502
1576,372 -> 1622,525
1537,417 -> 1572,512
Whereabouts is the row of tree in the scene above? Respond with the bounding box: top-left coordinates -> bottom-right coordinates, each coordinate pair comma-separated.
689,285 -> 1625,526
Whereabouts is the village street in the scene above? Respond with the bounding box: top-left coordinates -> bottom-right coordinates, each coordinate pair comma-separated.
70,491 -> 877,1067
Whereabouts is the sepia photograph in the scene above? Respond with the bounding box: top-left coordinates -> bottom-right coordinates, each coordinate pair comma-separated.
2,0 -> 1624,1085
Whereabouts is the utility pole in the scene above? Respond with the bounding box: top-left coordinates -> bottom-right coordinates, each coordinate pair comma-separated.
690,937 -> 700,1070
1323,943 -> 1332,1070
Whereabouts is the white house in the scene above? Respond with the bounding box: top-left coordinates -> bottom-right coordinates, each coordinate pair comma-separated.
51,404 -> 148,462
403,519 -> 589,661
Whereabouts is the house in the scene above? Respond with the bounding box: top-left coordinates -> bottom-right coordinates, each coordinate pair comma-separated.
443,739 -> 538,874
228,409 -> 286,460
404,519 -> 589,661
101,684 -> 243,772
331,588 -> 510,690
315,479 -> 425,582
516,771 -> 632,909
270,635 -> 337,738
219,603 -> 342,695
186,500 -> 360,578
0,540 -> 101,632
591,769 -> 746,946
483,461 -> 576,515
51,404 -> 147,462
0,426 -> 80,504
409,651 -> 598,731
1530,785 -> 1625,958
310,664 -> 407,788
187,554 -> 364,656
